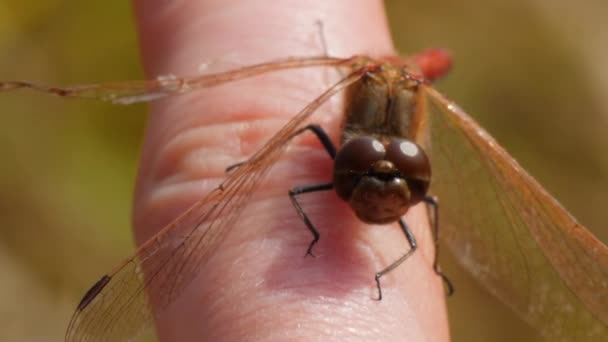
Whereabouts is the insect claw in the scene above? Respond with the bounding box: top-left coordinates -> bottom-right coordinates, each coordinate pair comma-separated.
374,275 -> 383,301
305,248 -> 317,258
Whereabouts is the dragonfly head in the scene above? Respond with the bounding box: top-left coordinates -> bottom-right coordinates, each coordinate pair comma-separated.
333,136 -> 431,224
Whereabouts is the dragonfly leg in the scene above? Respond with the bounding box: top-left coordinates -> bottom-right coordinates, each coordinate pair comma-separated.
423,196 -> 455,296
292,124 -> 337,158
374,219 -> 417,300
225,124 -> 336,173
289,183 -> 334,257
280,124 -> 337,257
225,161 -> 245,173
227,124 -> 337,256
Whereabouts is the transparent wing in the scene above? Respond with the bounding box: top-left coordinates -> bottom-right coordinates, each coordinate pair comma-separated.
423,86 -> 608,341
0,56 -> 346,104
64,65 -> 365,341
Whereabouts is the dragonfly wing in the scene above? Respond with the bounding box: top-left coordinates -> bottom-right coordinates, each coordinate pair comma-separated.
423,86 -> 608,341
0,56 -> 346,104
64,68 -> 364,342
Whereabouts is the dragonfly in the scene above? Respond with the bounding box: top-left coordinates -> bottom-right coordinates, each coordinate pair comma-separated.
2,49 -> 607,342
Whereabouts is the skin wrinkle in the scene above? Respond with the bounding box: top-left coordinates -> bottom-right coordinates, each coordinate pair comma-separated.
141,70 -> 340,189
151,119 -> 287,183
149,132 -> 337,210
132,0 -> 449,341
138,147 -> 336,243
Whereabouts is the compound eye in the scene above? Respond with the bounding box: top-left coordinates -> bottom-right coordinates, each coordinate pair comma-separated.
385,139 -> 431,202
385,139 -> 430,178
334,136 -> 386,173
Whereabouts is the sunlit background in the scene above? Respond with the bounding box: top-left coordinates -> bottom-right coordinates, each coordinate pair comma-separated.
0,1 -> 607,341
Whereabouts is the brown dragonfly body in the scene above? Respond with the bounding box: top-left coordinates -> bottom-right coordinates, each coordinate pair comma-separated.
286,57 -> 452,301
1,50 -> 607,342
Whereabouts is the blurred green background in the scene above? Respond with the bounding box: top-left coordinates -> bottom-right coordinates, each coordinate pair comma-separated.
0,1 -> 606,341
